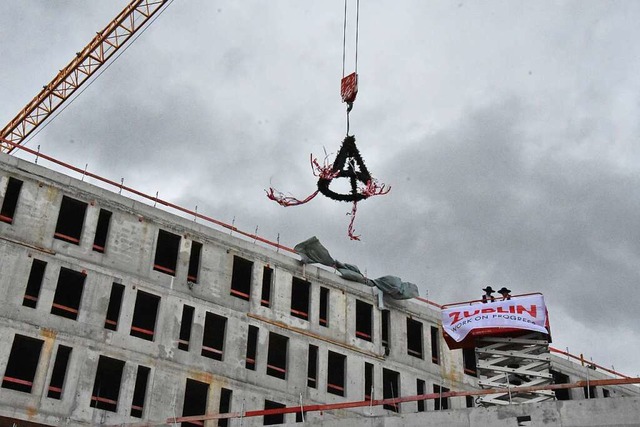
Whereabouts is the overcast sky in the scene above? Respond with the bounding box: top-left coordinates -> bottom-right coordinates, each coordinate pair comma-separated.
2,1 -> 640,377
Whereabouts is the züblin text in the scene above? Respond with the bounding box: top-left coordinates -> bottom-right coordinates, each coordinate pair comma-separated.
448,305 -> 537,325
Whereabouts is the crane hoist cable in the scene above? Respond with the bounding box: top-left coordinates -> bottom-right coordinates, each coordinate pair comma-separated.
266,0 -> 390,241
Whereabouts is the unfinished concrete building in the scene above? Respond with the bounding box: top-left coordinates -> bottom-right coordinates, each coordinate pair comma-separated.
0,152 -> 638,426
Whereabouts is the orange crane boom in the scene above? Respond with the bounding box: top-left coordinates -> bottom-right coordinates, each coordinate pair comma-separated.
0,0 -> 169,154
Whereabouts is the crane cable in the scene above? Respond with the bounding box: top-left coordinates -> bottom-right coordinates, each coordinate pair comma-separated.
341,0 -> 360,134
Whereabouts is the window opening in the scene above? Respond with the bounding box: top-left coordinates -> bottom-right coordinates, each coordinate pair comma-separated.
296,410 -> 306,423
406,318 -> 423,359
355,300 -> 372,341
381,310 -> 390,348
327,351 -> 346,396
178,304 -> 195,351
230,255 -> 252,300
2,334 -> 43,393
307,345 -> 318,388
364,362 -> 374,400
433,384 -> 450,410
54,196 -> 87,244
416,379 -> 426,412
92,209 -> 112,253
603,388 -> 610,398
187,241 -> 202,283
466,395 -> 475,408
266,332 -> 288,380
47,345 -> 72,399
104,282 -> 124,331
263,400 -> 285,425
290,277 -> 310,320
261,266 -> 273,307
382,368 -> 400,412
91,355 -> 125,412
153,229 -> 180,275
130,365 -> 150,418
319,286 -> 329,327
245,325 -> 258,370
462,347 -> 477,376
550,370 -> 570,400
23,258 -> 46,308
431,326 -> 440,364
202,312 -> 226,360
130,290 -> 160,341
51,267 -> 85,320
583,385 -> 596,399
182,378 -> 209,427
0,177 -> 23,224
218,387 -> 232,427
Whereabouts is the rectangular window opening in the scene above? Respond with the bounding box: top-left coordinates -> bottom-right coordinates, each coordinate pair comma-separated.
47,345 -> 72,399
130,365 -> 150,418
187,241 -> 202,283
23,258 -> 46,308
290,277 -> 310,320
92,209 -> 112,253
0,177 -> 23,224
263,400 -> 285,426
433,384 -> 450,410
407,318 -> 423,359
431,326 -> 440,364
130,290 -> 160,341
583,385 -> 596,399
245,325 -> 258,370
178,304 -> 195,351
462,347 -> 477,376
466,395 -> 475,408
54,195 -> 87,244
153,229 -> 181,276
307,345 -> 318,388
364,362 -> 374,400
218,387 -> 233,427
416,379 -> 426,412
51,267 -> 86,320
550,370 -> 571,400
382,368 -> 400,412
355,300 -> 373,341
104,282 -> 124,331
603,388 -> 611,398
230,255 -> 252,301
182,378 -> 209,427
327,351 -> 346,396
2,334 -> 43,393
91,355 -> 125,412
261,266 -> 273,307
381,310 -> 390,348
202,312 -> 227,360
266,332 -> 288,380
319,287 -> 329,327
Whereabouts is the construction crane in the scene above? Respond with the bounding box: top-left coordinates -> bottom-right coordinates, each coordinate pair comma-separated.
0,0 -> 169,154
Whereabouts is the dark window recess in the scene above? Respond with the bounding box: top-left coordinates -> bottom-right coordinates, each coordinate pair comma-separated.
355,300 -> 373,341
296,410 -> 306,423
431,326 -> 440,364
178,305 -> 195,351
2,334 -> 43,393
416,379 -> 426,412
202,312 -> 226,360
153,229 -> 180,275
433,384 -> 450,410
218,387 -> 232,427
230,255 -> 252,300
264,400 -> 286,426
603,388 -> 611,398
466,395 -> 475,408
382,368 -> 400,412
381,310 -> 390,348
327,351 -> 346,396
517,415 -> 532,426
550,370 -> 571,400
51,267 -> 86,320
182,378 -> 209,427
245,326 -> 258,370
307,345 -> 318,388
462,347 -> 477,376
0,177 -> 23,224
130,365 -> 150,418
187,241 -> 202,283
104,282 -> 124,331
261,266 -> 273,307
91,355 -> 125,412
92,209 -> 112,253
319,286 -> 329,327
47,345 -> 72,399
130,291 -> 160,341
364,362 -> 374,400
290,277 -> 310,320
54,196 -> 87,244
583,385 -> 596,399
406,318 -> 423,358
266,332 -> 288,380
23,258 -> 46,308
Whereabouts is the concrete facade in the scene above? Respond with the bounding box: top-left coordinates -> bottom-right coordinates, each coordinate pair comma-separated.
0,151 -> 637,426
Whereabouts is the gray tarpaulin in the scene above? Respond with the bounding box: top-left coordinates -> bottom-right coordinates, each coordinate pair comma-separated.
293,236 -> 419,300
